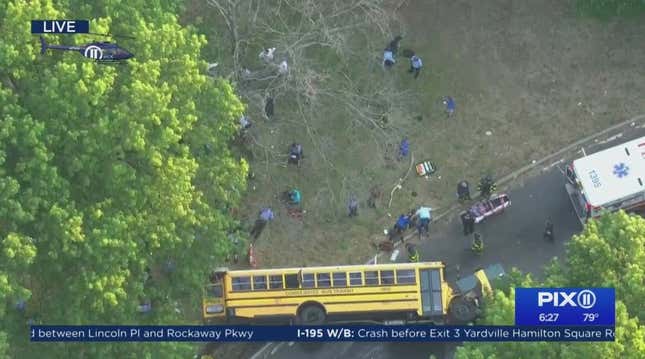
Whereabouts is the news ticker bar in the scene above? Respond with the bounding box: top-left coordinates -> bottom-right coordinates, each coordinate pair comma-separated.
30,326 -> 615,342
515,288 -> 615,326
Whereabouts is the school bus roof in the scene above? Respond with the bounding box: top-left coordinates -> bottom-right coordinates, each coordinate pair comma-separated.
223,261 -> 445,275
573,135 -> 645,207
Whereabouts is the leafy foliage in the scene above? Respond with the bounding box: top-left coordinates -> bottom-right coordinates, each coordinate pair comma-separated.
455,212 -> 645,358
1,0 -> 246,357
546,211 -> 645,321
576,0 -> 645,18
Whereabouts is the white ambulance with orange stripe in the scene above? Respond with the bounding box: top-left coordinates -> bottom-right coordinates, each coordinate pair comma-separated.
565,135 -> 645,224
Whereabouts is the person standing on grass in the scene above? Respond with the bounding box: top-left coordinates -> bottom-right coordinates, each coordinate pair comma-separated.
288,143 -> 304,166
457,180 -> 471,201
265,96 -> 274,119
398,137 -> 410,161
478,175 -> 496,199
443,96 -> 455,117
250,207 -> 274,240
287,189 -> 302,206
259,47 -> 276,63
409,55 -> 423,79
348,195 -> 359,217
383,49 -> 395,68
239,115 -> 252,131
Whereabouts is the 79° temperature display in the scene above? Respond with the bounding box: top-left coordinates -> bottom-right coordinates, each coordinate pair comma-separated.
515,288 -> 615,326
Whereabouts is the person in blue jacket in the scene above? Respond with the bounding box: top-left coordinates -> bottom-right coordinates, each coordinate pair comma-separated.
398,137 -> 410,160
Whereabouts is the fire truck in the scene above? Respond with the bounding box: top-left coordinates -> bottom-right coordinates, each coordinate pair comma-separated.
565,135 -> 645,224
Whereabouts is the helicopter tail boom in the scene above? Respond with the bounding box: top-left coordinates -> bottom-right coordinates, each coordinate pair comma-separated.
38,36 -> 83,54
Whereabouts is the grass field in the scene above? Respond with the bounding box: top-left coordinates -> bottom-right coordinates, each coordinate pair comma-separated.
184,0 -> 645,270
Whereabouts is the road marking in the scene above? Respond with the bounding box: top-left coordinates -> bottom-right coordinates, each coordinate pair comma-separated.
249,343 -> 273,359
596,132 -> 623,145
288,341 -> 294,346
270,343 -> 284,355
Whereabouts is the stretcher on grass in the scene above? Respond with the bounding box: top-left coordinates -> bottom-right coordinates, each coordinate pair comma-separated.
415,160 -> 437,177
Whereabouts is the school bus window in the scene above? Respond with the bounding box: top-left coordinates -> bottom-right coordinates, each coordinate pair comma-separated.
332,272 -> 347,287
301,273 -> 315,288
349,272 -> 362,286
285,273 -> 299,289
232,276 -> 251,291
252,275 -> 267,290
316,273 -> 331,288
365,271 -> 379,285
269,275 -> 283,289
253,275 -> 268,290
396,269 -> 416,284
380,270 -> 395,284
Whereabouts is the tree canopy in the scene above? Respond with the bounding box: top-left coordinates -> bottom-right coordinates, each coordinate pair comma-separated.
1,0 -> 247,357
455,212 -> 645,358
576,0 -> 645,18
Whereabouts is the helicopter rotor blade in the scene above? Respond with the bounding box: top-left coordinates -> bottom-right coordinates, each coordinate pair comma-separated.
87,32 -> 136,40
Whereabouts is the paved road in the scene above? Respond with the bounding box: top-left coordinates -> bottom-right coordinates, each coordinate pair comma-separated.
247,123 -> 645,359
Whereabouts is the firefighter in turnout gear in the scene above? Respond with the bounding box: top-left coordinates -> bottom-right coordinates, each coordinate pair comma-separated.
471,232 -> 484,255
477,175 -> 497,199
406,243 -> 420,262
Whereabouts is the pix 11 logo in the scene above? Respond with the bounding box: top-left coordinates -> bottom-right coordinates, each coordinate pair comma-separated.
537,289 -> 596,309
515,287 -> 615,326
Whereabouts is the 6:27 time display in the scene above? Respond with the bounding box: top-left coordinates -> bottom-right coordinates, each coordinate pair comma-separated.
538,313 -> 560,322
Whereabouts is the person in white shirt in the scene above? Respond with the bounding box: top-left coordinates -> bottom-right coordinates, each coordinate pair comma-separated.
259,47 -> 276,62
239,115 -> 251,130
413,206 -> 433,235
409,55 -> 423,78
278,60 -> 288,75
383,50 -> 395,68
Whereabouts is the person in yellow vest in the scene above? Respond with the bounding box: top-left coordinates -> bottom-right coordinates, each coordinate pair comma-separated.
477,175 -> 496,199
406,243 -> 420,262
471,232 -> 484,255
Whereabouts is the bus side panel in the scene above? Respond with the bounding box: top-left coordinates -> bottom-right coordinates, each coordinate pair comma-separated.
225,286 -> 421,319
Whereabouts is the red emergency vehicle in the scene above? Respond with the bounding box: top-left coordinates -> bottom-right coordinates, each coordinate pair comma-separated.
565,135 -> 645,224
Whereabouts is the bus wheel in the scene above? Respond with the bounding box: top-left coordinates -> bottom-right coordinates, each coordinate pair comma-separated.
298,304 -> 326,325
448,296 -> 479,324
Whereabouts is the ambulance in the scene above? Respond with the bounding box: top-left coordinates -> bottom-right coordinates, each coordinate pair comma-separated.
565,135 -> 645,224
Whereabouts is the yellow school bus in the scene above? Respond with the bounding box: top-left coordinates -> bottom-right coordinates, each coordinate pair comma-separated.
202,262 -> 493,325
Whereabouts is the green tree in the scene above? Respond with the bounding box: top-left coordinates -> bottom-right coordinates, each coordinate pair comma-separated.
576,0 -> 645,18
455,212 -> 645,358
1,0 -> 247,357
545,211 -> 645,321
